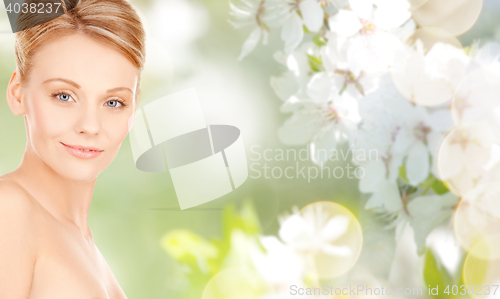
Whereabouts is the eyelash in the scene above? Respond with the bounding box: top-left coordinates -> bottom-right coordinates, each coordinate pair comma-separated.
50,91 -> 127,109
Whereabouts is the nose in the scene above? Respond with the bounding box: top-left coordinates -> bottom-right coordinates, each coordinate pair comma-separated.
75,103 -> 101,135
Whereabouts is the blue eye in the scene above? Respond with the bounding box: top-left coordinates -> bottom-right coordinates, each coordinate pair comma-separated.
106,100 -> 123,108
57,93 -> 72,102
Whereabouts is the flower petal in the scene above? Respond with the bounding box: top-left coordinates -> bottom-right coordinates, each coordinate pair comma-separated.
310,130 -> 338,164
307,72 -> 333,103
365,181 -> 402,213
271,71 -> 300,101
406,141 -> 430,186
429,109 -> 454,132
407,193 -> 459,255
322,244 -> 352,256
278,111 -> 323,145
392,127 -> 415,154
329,0 -> 349,9
299,0 -> 325,32
373,0 -> 411,30
359,159 -> 386,193
320,215 -> 350,241
328,10 -> 362,37
278,214 -> 312,244
251,236 -> 305,284
281,12 -> 304,54
349,0 -> 374,19
439,143 -> 465,180
238,27 -> 261,60
427,131 -> 445,179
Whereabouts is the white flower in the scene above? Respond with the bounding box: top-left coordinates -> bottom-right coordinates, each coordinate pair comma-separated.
327,0 -> 411,75
321,37 -> 381,98
328,0 -> 349,9
351,74 -> 414,164
467,42 -> 500,73
229,0 -> 291,60
344,0 -> 412,31
281,0 -> 325,54
278,207 -> 352,257
359,159 -> 403,214
250,236 -> 304,288
238,27 -> 266,60
272,43 -> 318,107
391,106 -> 455,185
270,70 -> 301,102
299,0 -> 325,33
281,11 -> 305,55
391,192 -> 459,254
392,41 -> 469,106
438,112 -> 500,196
278,71 -> 361,164
452,67 -> 500,127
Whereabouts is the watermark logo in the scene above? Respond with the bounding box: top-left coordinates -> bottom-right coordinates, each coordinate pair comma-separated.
249,145 -> 378,182
1,0 -> 79,33
129,88 -> 248,210
290,284 -> 424,297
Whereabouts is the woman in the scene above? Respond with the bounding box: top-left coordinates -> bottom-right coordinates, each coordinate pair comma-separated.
0,0 -> 145,297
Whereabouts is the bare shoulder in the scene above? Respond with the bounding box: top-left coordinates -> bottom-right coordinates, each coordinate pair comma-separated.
0,176 -> 40,246
0,177 -> 38,298
0,177 -> 37,216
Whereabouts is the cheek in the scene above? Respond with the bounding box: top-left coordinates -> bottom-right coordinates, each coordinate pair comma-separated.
102,112 -> 133,149
26,96 -> 75,140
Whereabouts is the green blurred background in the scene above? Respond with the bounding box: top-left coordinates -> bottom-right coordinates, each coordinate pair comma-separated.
1,0 -> 499,298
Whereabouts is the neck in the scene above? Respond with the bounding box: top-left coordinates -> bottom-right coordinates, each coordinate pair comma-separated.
12,145 -> 96,239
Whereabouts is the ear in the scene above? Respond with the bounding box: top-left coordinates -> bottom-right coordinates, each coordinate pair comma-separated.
6,69 -> 25,116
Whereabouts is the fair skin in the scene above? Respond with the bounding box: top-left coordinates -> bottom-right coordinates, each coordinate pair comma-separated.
0,33 -> 140,298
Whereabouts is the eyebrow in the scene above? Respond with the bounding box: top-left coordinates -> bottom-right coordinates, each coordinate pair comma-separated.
106,87 -> 134,94
43,78 -> 80,89
43,78 -> 133,95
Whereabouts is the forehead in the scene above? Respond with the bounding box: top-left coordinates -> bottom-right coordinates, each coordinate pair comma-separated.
28,34 -> 140,91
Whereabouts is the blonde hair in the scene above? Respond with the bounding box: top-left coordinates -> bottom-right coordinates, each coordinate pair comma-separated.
15,0 -> 146,86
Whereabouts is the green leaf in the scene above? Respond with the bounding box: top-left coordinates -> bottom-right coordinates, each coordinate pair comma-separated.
160,229 -> 220,286
420,174 -> 435,188
307,54 -> 324,72
214,199 -> 262,268
160,199 -> 263,299
423,248 -> 475,299
402,185 -> 418,196
222,199 -> 261,238
432,179 -> 449,195
399,165 -> 408,182
302,24 -> 311,34
424,249 -> 454,299
312,35 -> 327,47
419,174 -> 449,195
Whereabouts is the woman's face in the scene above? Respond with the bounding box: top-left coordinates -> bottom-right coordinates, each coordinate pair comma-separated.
19,34 -> 140,182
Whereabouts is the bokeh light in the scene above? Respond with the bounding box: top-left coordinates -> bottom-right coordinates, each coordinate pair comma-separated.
408,0 -> 428,10
412,0 -> 483,36
298,201 -> 363,279
451,68 -> 500,127
407,27 -> 462,52
455,183 -> 500,259
392,34 -> 466,106
438,113 -> 500,197
463,237 -> 500,298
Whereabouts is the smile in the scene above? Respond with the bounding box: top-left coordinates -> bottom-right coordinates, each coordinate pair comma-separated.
61,142 -> 104,159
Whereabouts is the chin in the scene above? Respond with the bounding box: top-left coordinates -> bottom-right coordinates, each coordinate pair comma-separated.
57,166 -> 102,183
49,159 -> 106,183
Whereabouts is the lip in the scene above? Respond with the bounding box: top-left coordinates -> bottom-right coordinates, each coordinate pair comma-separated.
61,142 -> 104,159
